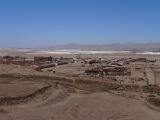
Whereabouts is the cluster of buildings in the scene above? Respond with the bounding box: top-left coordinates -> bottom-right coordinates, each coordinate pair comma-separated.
0,55 -> 157,80
84,57 -> 157,78
0,56 -> 34,66
0,56 -> 74,69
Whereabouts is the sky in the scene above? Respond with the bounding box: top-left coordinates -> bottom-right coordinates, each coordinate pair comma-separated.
0,0 -> 160,48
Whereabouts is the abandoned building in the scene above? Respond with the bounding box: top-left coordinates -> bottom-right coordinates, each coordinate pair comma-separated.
34,56 -> 53,62
103,66 -> 131,76
85,68 -> 103,77
58,57 -> 74,63
85,66 -> 131,77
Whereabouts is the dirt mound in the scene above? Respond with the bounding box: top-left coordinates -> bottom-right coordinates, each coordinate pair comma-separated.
0,85 -> 51,106
147,98 -> 160,107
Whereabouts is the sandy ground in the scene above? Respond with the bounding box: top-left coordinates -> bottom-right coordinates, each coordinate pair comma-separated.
43,63 -> 88,75
0,81 -> 48,97
0,74 -> 159,120
0,64 -> 46,76
1,92 -> 160,120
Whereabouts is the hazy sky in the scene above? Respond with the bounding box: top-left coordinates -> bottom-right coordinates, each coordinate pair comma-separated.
0,0 -> 160,48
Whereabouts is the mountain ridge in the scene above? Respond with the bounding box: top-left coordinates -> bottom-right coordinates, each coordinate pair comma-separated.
48,42 -> 160,52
